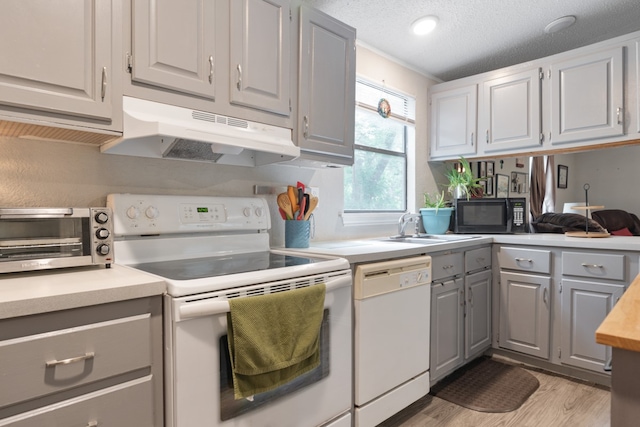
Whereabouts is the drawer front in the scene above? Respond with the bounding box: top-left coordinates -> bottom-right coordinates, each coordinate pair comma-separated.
498,247 -> 551,274
0,314 -> 151,409
562,251 -> 625,281
432,252 -> 464,281
0,377 -> 154,427
465,247 -> 492,273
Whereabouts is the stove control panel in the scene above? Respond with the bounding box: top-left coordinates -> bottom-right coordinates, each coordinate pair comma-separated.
107,194 -> 271,236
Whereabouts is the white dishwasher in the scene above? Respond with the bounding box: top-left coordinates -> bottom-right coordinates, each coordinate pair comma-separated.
354,255 -> 432,427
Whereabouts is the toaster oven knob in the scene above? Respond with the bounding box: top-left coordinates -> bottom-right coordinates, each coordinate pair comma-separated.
126,206 -> 140,219
97,243 -> 110,256
95,211 -> 109,224
96,228 -> 110,239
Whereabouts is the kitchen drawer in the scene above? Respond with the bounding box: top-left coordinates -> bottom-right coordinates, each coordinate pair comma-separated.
465,247 -> 492,273
0,314 -> 151,409
562,251 -> 625,281
498,247 -> 551,274
431,252 -> 464,281
0,376 -> 154,427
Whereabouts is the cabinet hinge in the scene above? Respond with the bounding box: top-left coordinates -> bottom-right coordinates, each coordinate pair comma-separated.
540,133 -> 544,143
289,98 -> 292,112
559,283 -> 562,293
289,8 -> 292,21
539,71 -> 544,80
547,69 -> 551,79
126,53 -> 133,74
558,347 -> 561,358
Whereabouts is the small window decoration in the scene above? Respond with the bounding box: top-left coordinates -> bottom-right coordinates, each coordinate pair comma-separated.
377,98 -> 391,118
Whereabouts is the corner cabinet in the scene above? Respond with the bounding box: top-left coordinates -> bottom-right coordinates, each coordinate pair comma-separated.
297,6 -> 356,166
0,297 -> 163,426
429,84 -> 478,160
479,68 -> 542,153
549,46 -> 624,146
0,0 -> 122,137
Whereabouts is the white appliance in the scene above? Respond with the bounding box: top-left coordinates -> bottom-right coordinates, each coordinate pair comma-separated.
101,97 -> 300,166
353,256 -> 431,427
108,194 -> 352,427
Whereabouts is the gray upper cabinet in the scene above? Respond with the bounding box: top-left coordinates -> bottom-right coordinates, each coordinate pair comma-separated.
0,0 -> 114,121
297,6 -> 356,165
549,46 -> 624,145
230,0 -> 290,116
429,84 -> 478,160
131,0 -> 216,99
480,68 -> 542,153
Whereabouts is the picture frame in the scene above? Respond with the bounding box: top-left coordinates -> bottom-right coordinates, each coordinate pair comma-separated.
515,158 -> 525,168
496,174 -> 509,198
485,176 -> 494,196
558,164 -> 568,189
486,161 -> 494,177
510,172 -> 529,193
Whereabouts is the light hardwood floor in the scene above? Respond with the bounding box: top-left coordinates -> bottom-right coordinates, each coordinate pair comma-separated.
379,367 -> 611,427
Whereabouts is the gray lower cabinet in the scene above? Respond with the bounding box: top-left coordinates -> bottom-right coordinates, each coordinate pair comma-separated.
431,247 -> 492,383
297,5 -> 356,166
0,0 -> 119,128
0,297 -> 163,426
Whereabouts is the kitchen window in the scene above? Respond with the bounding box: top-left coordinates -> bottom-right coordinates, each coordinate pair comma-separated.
343,78 -> 416,223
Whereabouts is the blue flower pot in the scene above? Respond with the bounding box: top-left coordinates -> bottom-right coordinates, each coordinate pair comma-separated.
419,207 -> 453,234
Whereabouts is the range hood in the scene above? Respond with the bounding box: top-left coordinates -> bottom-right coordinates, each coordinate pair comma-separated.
100,96 -> 299,166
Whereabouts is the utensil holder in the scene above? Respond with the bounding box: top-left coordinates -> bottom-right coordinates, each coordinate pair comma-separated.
285,220 -> 310,248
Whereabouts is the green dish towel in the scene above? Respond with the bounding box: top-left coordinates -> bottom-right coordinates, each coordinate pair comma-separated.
227,284 -> 326,400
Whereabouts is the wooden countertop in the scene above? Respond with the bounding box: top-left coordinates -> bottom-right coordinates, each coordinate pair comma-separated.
596,273 -> 640,352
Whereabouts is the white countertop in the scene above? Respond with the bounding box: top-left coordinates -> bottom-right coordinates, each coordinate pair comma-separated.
0,265 -> 165,320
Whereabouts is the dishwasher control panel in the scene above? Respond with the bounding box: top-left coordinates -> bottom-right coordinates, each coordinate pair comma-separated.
354,255 -> 432,299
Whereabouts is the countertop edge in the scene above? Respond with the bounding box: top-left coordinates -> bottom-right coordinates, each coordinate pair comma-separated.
596,273 -> 640,352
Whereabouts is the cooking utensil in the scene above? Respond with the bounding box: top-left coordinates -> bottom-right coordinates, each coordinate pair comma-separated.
277,193 -> 294,220
297,194 -> 307,220
303,194 -> 310,216
304,196 -> 318,220
287,186 -> 299,213
278,207 -> 287,220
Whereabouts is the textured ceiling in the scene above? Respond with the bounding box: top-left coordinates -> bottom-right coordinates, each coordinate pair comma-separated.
302,0 -> 640,82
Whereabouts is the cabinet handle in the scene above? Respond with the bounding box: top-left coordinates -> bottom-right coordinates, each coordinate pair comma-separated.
460,290 -> 464,306
470,132 -> 474,146
617,107 -> 622,124
236,64 -> 242,91
208,55 -> 214,84
46,352 -> 95,368
469,288 -> 473,306
303,115 -> 309,139
442,265 -> 454,270
581,262 -> 603,268
101,67 -> 107,102
543,287 -> 548,305
486,130 -> 489,143
87,422 -> 98,427
515,258 -> 532,263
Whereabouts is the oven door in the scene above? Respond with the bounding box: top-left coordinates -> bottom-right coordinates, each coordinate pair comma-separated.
164,270 -> 353,427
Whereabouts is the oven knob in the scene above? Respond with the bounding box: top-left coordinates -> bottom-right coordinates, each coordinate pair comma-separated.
255,207 -> 264,217
94,211 -> 109,224
96,228 -> 110,239
126,206 -> 140,219
243,207 -> 251,217
97,243 -> 110,256
145,206 -> 159,219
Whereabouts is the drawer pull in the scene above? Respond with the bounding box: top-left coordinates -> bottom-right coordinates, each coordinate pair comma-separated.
515,258 -> 532,263
87,422 -> 98,427
476,257 -> 485,263
443,265 -> 454,269
581,262 -> 603,268
46,352 -> 95,368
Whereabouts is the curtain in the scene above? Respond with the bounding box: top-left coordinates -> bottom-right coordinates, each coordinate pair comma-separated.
543,156 -> 556,214
530,157 -> 546,219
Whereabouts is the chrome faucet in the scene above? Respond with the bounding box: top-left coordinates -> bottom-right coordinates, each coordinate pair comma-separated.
397,212 -> 422,237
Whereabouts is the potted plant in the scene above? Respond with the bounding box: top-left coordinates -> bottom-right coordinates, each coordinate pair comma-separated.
419,191 -> 454,234
444,157 -> 484,200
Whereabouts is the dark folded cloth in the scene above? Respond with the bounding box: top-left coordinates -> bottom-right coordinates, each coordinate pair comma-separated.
531,213 -> 606,234
592,209 -> 640,235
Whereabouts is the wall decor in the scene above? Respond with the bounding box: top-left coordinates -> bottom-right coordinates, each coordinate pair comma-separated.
486,161 -> 494,177
485,176 -> 493,196
511,172 -> 529,193
515,158 -> 525,168
496,174 -> 509,198
557,164 -> 568,189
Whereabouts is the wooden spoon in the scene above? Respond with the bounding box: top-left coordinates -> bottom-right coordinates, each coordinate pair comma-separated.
303,196 -> 318,220
277,193 -> 294,220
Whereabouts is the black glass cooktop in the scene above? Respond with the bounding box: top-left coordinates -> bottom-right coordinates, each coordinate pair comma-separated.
129,251 -> 324,281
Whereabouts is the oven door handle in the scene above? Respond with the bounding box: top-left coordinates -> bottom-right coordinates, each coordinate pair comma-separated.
176,274 -> 352,320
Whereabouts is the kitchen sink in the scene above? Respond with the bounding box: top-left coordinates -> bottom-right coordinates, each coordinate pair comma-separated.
379,234 -> 482,244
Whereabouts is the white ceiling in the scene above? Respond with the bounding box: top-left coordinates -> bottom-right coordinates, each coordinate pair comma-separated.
302,0 -> 640,82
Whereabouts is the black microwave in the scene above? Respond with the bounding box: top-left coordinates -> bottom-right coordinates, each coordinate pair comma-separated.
453,198 -> 527,234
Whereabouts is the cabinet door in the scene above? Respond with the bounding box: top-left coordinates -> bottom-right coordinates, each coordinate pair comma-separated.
480,68 -> 542,153
132,0 -> 215,99
230,0 -> 290,116
429,84 -> 477,159
560,279 -> 624,373
298,6 -> 356,165
430,279 -> 464,382
550,47 -> 624,145
0,0 -> 112,120
465,269 -> 491,359
499,271 -> 551,359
